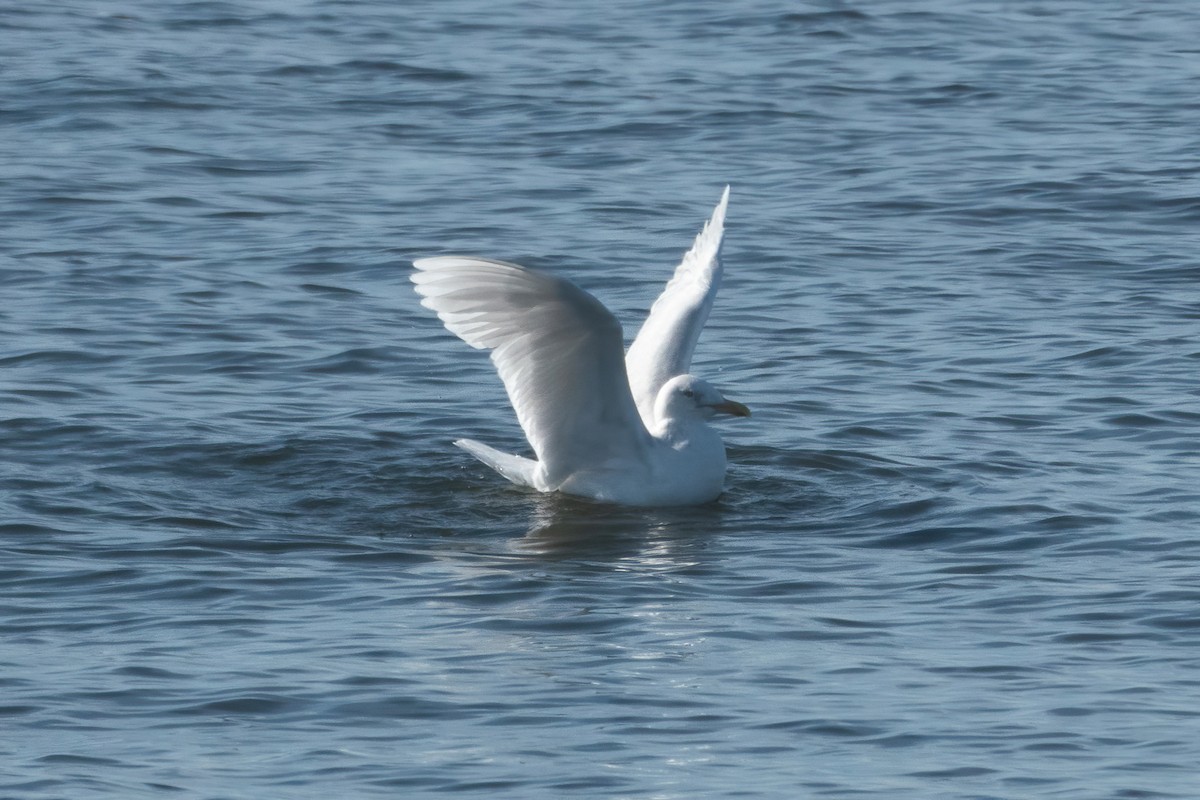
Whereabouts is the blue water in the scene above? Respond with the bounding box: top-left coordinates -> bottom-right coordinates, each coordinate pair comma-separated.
3,1 -> 1200,798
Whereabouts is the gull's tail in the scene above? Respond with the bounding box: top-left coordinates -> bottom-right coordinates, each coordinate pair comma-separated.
454,439 -> 539,488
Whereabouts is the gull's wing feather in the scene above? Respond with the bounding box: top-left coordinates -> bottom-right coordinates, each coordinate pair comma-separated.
625,186 -> 729,423
411,257 -> 650,484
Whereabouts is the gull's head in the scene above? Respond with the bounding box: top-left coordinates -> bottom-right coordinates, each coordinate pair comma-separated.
657,374 -> 751,424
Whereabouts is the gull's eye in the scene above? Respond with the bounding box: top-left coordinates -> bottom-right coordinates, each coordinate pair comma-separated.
682,389 -> 694,398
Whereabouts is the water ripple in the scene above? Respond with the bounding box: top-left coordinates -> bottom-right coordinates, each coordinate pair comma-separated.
3,0 -> 1200,797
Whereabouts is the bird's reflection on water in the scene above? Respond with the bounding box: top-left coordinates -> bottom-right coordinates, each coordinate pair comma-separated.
512,491 -> 729,564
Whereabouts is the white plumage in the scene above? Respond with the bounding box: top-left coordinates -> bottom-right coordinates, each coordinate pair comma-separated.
411,187 -> 748,506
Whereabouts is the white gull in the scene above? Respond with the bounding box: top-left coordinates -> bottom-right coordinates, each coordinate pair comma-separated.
411,187 -> 748,506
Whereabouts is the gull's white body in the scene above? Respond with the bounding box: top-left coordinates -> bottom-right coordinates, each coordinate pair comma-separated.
411,187 -> 745,506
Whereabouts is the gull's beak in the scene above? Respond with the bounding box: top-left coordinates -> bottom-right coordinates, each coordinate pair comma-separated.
711,399 -> 751,418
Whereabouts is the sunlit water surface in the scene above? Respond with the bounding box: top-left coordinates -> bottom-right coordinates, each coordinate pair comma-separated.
3,1 -> 1199,798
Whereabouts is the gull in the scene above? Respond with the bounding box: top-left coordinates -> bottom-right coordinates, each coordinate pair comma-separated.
411,186 -> 748,506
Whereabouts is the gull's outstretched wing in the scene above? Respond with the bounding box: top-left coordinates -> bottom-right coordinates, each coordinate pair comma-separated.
625,186 -> 729,424
411,257 -> 651,485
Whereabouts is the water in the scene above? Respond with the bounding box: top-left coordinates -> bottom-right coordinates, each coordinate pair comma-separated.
3,1 -> 1199,797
